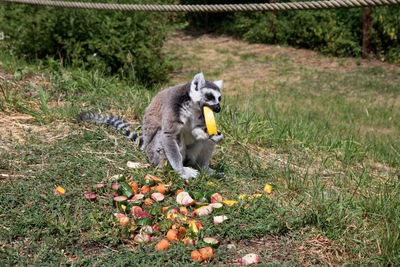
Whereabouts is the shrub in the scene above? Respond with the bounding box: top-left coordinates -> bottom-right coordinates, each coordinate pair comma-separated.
372,6 -> 400,62
181,0 -> 399,62
0,0 -> 175,85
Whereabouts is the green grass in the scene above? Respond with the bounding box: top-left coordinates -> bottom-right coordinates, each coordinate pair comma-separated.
1,39 -> 400,265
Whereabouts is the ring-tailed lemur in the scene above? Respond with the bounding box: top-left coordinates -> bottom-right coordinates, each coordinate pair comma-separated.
79,72 -> 224,180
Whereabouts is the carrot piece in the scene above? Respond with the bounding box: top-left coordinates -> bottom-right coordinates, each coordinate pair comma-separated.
144,198 -> 154,206
144,174 -> 163,182
166,229 -> 178,242
162,206 -> 170,213
191,250 -> 204,263
128,181 -> 139,192
141,185 -> 150,194
178,227 -> 186,239
155,239 -> 170,250
199,247 -> 214,261
155,184 -> 169,194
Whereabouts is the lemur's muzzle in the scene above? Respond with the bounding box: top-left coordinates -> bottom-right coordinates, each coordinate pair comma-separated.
209,104 -> 221,113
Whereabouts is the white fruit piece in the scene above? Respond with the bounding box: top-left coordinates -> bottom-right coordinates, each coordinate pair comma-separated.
239,253 -> 261,265
194,205 -> 213,216
213,215 -> 228,224
176,191 -> 195,206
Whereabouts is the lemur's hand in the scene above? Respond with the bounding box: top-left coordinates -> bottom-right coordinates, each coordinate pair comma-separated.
210,131 -> 224,143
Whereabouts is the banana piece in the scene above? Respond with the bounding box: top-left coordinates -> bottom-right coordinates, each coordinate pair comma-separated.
203,106 -> 218,136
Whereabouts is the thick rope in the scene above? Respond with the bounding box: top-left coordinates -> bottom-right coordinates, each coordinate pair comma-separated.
0,0 -> 399,12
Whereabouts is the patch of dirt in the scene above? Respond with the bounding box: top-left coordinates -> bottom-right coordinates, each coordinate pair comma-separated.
0,113 -> 74,149
226,228 -> 349,266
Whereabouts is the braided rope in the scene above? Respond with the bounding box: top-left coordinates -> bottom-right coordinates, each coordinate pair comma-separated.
0,0 -> 399,12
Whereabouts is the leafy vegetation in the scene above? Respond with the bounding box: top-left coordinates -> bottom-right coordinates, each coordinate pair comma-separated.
0,0 -> 177,85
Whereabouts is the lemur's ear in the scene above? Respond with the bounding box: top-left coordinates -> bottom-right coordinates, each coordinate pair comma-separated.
191,72 -> 205,91
213,80 -> 223,88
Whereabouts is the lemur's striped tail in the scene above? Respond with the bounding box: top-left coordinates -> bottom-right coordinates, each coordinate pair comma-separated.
78,111 -> 144,148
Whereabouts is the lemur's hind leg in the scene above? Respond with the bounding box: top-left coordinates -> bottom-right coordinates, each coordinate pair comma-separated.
193,140 -> 215,173
145,131 -> 165,169
197,132 -> 224,174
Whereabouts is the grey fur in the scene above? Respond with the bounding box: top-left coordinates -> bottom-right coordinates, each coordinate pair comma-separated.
79,72 -> 224,180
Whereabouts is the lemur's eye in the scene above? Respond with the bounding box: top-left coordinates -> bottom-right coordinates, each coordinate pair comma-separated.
206,93 -> 214,101
218,96 -> 221,102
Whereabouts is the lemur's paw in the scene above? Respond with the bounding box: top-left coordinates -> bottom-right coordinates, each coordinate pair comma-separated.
210,131 -> 224,143
180,167 -> 199,180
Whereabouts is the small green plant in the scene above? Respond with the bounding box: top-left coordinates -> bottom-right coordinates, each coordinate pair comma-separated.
38,86 -> 49,115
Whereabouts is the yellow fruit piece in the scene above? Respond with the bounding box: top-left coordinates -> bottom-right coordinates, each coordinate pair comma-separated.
264,183 -> 272,194
167,213 -> 179,220
56,186 -> 65,194
207,181 -> 219,187
248,193 -> 262,200
221,200 -> 238,207
189,221 -> 199,234
203,106 -> 218,136
238,194 -> 247,200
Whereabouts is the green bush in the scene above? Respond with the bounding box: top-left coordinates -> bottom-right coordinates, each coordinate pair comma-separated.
372,6 -> 400,62
0,0 -> 175,85
182,0 -> 400,62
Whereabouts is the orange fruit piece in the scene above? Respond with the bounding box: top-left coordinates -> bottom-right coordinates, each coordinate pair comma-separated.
155,184 -> 168,194
199,247 -> 214,261
128,181 -> 138,192
161,206 -> 170,213
155,239 -> 170,250
141,185 -> 150,194
144,198 -> 154,206
166,229 -> 178,242
178,227 -> 186,239
144,174 -> 163,182
191,250 -> 204,263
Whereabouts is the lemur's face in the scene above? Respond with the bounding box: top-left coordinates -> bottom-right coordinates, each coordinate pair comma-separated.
189,73 -> 223,113
201,87 -> 221,113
